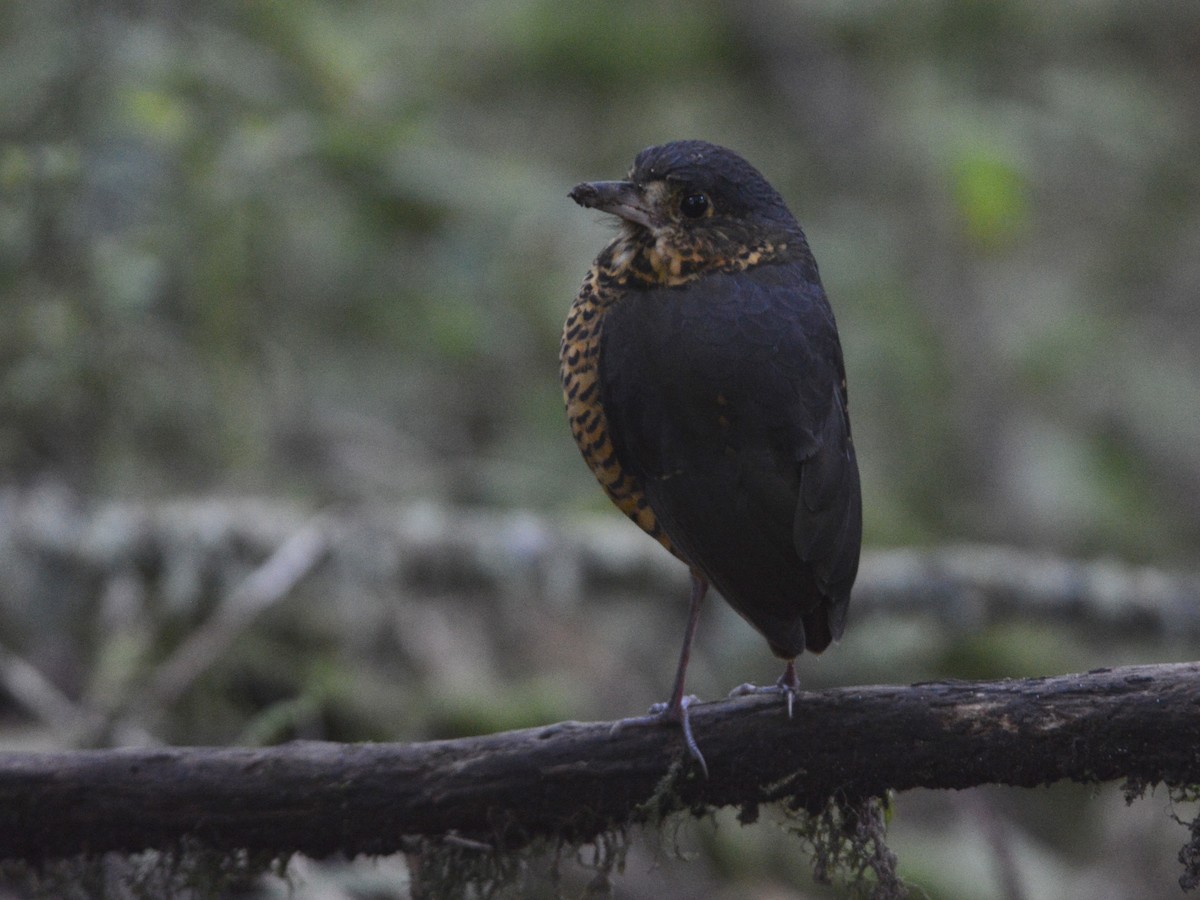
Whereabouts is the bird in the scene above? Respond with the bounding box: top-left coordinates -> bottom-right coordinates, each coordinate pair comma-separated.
561,140 -> 861,772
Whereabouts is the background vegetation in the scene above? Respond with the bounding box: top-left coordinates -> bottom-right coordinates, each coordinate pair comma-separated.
2,0 -> 1199,896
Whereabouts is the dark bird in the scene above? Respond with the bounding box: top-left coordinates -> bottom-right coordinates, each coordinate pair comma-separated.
561,141 -> 862,770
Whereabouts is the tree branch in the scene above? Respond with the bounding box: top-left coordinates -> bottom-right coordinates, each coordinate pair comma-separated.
1,661 -> 1197,861
3,493 -> 1196,644
854,544 -> 1200,637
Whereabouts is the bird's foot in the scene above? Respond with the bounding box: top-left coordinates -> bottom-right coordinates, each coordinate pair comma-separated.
728,681 -> 798,717
611,694 -> 708,777
728,661 -> 800,718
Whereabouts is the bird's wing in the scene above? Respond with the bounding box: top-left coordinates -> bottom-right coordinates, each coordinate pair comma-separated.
599,262 -> 861,656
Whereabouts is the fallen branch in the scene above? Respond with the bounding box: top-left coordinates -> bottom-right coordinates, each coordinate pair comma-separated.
0,661 -> 1197,862
855,544 -> 1200,636
3,493 -> 1197,644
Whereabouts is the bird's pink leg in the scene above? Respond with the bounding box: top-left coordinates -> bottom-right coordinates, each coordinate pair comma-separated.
612,570 -> 709,776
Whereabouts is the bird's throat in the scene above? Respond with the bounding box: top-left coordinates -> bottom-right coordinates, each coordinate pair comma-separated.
606,227 -> 789,288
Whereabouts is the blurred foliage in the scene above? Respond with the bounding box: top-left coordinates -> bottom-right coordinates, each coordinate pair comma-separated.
1,0 -> 1198,562
2,0 -> 1200,896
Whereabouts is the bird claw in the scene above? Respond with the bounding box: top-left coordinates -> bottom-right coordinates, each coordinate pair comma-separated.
610,694 -> 708,777
728,679 -> 798,718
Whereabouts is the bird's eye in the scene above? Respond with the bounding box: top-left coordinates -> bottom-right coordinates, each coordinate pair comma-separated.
680,193 -> 710,218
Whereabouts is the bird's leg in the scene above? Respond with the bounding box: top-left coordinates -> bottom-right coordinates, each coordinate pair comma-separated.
665,570 -> 707,713
729,658 -> 800,718
777,659 -> 798,718
611,571 -> 709,776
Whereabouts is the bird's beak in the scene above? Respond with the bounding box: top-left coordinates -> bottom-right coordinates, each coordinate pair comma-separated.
569,180 -> 658,231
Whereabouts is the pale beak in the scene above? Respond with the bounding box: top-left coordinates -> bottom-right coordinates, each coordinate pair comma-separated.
569,180 -> 659,231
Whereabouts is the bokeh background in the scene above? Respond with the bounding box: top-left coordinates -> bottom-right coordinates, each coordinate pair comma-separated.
2,0 -> 1199,897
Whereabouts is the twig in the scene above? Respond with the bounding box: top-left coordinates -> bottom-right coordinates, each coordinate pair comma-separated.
141,516 -> 330,712
0,643 -> 94,736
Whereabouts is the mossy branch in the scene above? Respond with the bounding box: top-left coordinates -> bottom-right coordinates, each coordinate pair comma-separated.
1,661 -> 1197,862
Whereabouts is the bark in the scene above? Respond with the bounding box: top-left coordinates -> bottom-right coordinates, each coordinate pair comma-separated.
0,661 -> 1197,861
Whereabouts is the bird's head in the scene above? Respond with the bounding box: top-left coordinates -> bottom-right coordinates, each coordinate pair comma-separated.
570,140 -> 806,285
